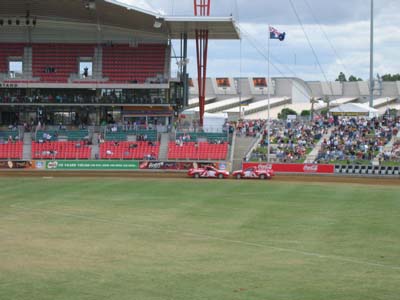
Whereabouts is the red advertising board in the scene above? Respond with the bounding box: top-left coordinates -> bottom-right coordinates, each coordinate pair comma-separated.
139,161 -> 229,171
242,163 -> 334,174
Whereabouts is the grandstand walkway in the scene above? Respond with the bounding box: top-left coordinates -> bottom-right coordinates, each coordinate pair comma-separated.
304,128 -> 333,163
372,134 -> 397,165
23,132 -> 32,160
158,133 -> 170,160
232,135 -> 257,171
91,144 -> 99,159
92,133 -> 99,159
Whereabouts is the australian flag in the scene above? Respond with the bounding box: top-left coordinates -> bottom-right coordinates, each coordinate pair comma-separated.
269,26 -> 286,41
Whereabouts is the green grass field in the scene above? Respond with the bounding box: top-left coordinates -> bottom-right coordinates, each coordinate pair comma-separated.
0,177 -> 399,300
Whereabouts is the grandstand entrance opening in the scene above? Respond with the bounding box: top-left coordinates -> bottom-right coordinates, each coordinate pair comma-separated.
79,61 -> 93,78
8,60 -> 23,78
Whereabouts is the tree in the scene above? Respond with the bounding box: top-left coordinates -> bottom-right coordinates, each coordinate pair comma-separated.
335,72 -> 347,82
320,108 -> 329,116
381,74 -> 400,81
278,108 -> 297,120
348,75 -> 363,82
322,95 -> 331,110
300,110 -> 310,117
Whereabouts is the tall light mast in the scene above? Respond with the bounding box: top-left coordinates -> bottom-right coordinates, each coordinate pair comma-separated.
369,0 -> 374,108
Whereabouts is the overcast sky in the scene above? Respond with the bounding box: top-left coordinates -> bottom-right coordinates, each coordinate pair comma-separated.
122,0 -> 400,82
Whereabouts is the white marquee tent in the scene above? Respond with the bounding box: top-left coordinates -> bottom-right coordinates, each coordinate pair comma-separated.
330,103 -> 379,118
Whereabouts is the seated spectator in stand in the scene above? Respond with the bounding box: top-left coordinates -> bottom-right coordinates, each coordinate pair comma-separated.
49,150 -> 58,156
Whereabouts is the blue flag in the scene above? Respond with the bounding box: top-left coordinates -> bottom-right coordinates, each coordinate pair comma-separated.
269,26 -> 286,41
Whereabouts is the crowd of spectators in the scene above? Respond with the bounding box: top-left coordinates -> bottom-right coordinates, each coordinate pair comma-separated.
252,118 -> 329,162
102,141 -> 158,160
385,141 -> 400,162
248,115 -> 400,164
0,125 -> 21,143
175,133 -> 192,146
0,135 -> 20,144
0,93 -> 168,105
106,122 -> 158,133
233,120 -> 266,137
315,116 -> 399,164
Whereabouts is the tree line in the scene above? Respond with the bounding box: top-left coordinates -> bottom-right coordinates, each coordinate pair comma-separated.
335,72 -> 400,82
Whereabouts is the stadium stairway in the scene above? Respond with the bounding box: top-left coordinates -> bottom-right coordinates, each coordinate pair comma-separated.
91,133 -> 100,159
91,144 -> 99,159
372,134 -> 396,165
158,132 -> 170,160
232,135 -> 257,171
22,132 -> 32,160
304,128 -> 333,163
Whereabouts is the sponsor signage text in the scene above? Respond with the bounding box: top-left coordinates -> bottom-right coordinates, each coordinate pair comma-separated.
242,163 -> 334,174
45,160 -> 139,170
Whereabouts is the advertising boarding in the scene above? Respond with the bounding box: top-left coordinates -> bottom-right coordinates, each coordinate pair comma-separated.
242,163 -> 334,174
45,160 -> 139,170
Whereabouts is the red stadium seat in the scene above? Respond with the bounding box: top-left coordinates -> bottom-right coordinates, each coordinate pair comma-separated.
0,142 -> 23,159
32,43 -> 95,83
99,141 -> 160,160
102,44 -> 167,83
167,142 -> 228,160
31,142 -> 91,160
0,43 -> 25,73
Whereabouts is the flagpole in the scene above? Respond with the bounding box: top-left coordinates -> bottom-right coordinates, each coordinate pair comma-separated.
267,25 -> 271,163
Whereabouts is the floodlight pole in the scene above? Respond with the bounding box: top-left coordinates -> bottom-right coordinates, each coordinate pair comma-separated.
194,0 -> 211,128
238,33 -> 242,120
267,26 -> 271,163
369,0 -> 374,108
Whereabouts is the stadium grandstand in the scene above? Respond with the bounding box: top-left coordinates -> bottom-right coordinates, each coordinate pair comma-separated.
186,77 -> 400,120
0,0 -> 238,162
0,0 -> 399,166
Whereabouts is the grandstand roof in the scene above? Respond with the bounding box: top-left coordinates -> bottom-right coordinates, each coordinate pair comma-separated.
164,17 -> 239,39
0,0 -> 239,40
